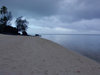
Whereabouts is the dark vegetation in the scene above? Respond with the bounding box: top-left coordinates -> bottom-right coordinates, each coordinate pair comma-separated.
0,6 -> 28,35
35,34 -> 41,37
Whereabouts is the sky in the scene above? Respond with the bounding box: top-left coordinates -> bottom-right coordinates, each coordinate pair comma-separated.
0,0 -> 100,35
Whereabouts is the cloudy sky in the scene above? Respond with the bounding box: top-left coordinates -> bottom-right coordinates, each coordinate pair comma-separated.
0,0 -> 100,34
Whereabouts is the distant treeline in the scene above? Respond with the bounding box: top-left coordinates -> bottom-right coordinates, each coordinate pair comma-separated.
0,6 -> 28,35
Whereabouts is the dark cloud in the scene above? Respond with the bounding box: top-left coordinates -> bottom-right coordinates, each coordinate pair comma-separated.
0,0 -> 100,34
0,0 -> 100,20
0,0 -> 61,16
58,0 -> 100,22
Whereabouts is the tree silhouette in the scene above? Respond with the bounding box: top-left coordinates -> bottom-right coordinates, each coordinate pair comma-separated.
0,6 -> 12,26
0,6 -> 29,35
0,6 -> 12,32
16,16 -> 28,35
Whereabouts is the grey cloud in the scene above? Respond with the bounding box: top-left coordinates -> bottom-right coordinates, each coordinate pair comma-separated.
0,0 -> 61,17
0,0 -> 100,34
27,16 -> 100,32
0,0 -> 100,21
58,0 -> 100,22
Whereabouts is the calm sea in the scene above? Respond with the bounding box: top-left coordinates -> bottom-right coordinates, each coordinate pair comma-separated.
42,34 -> 100,62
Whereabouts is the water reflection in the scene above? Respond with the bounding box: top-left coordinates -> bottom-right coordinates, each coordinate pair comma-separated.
42,35 -> 100,62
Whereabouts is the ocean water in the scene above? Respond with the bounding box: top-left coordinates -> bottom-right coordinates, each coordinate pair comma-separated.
42,34 -> 100,62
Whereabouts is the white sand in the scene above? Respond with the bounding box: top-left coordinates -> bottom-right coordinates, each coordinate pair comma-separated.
0,34 -> 100,75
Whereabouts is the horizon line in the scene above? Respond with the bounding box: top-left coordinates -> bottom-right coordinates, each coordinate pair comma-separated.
39,34 -> 100,35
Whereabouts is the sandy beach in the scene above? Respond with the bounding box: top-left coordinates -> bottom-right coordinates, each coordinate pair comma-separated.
0,34 -> 100,75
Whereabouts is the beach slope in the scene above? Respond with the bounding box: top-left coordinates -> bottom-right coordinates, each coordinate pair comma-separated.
0,34 -> 100,75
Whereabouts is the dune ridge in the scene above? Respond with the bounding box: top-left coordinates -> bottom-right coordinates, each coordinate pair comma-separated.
0,34 -> 100,75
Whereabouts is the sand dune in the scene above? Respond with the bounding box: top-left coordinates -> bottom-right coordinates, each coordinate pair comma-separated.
0,34 -> 100,75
